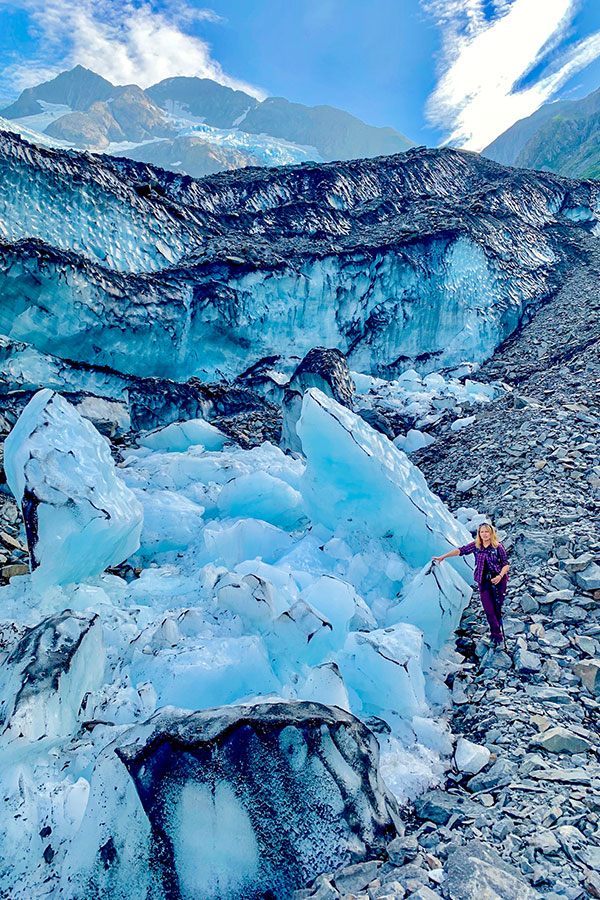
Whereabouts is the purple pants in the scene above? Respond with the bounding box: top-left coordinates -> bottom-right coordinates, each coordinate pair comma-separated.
479,581 -> 505,644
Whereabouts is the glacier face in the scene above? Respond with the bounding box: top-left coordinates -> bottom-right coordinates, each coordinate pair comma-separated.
1,132 -> 598,379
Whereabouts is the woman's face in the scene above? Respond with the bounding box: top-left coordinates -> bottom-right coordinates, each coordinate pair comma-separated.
479,525 -> 492,544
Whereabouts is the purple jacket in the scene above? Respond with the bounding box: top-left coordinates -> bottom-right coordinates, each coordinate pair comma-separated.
459,541 -> 509,587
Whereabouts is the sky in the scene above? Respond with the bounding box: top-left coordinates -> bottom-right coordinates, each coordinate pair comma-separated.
1,0 -> 600,150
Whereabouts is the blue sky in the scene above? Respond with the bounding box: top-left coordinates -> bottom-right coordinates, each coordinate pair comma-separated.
1,0 -> 600,150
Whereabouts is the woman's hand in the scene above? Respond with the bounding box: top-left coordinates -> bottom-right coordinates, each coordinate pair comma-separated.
491,574 -> 502,585
431,556 -> 445,563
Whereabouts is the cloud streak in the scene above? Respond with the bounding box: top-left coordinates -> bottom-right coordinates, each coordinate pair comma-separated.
423,0 -> 600,150
2,0 -> 266,98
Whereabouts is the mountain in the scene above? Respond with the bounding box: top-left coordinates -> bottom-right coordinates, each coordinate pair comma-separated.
237,96 -> 411,161
0,64 -> 115,118
146,75 -> 259,128
0,66 -> 413,178
483,86 -> 600,178
45,84 -> 176,149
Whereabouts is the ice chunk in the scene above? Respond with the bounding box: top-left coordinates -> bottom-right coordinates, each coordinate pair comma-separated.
4,390 -> 143,588
203,519 -> 294,569
215,571 -> 278,625
130,635 -> 279,710
387,562 -> 472,651
451,415 -> 476,431
61,732 -> 153,900
300,575 -> 358,635
98,702 -> 400,900
138,418 -> 228,452
336,624 -> 427,721
298,662 -> 351,711
0,610 -> 105,742
268,598 -> 335,671
394,429 -> 435,454
454,737 -> 491,775
133,488 -> 205,554
281,347 -> 355,452
297,389 -> 472,576
217,471 -> 305,531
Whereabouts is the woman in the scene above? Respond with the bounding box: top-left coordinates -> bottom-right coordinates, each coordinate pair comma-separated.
432,523 -> 509,648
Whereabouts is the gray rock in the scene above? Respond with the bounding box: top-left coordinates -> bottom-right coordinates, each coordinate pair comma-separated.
513,647 -> 542,674
529,766 -> 591,785
525,685 -> 572,704
445,840 -> 541,899
581,845 -> 600,870
372,882 -> 406,899
387,835 -> 419,866
574,563 -> 600,591
531,726 -> 592,754
310,882 -> 340,900
468,757 -> 514,791
542,589 -> 574,604
585,870 -> 600,899
333,860 -> 382,894
563,552 -> 594,573
573,634 -> 598,656
572,659 -> 600,694
413,790 -> 480,825
550,572 -> 574,591
405,888 -> 442,900
519,594 -> 539,614
526,829 -> 560,855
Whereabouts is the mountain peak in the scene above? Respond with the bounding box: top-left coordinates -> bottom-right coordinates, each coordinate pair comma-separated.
0,66 -> 116,119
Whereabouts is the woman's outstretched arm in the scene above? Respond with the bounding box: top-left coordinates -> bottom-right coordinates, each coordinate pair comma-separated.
431,548 -> 461,563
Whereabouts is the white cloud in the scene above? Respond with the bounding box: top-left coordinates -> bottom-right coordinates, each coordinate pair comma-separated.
1,0 -> 266,98
423,0 -> 600,150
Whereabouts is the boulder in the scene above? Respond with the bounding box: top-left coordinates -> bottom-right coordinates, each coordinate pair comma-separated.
531,726 -> 592,754
574,563 -> 600,591
445,840 -> 541,899
414,790 -> 480,825
573,659 -> 600,695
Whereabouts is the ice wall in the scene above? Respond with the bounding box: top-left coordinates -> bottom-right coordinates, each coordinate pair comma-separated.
1,132 -> 598,382
0,132 -> 192,272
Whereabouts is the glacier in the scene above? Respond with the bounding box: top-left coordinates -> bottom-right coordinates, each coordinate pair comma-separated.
1,131 -> 599,381
1,129 -> 597,898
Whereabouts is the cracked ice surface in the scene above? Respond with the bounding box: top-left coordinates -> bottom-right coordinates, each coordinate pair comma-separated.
0,389 -> 473,898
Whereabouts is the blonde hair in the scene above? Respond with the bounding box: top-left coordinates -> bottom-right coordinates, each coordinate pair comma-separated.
476,523 -> 499,549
